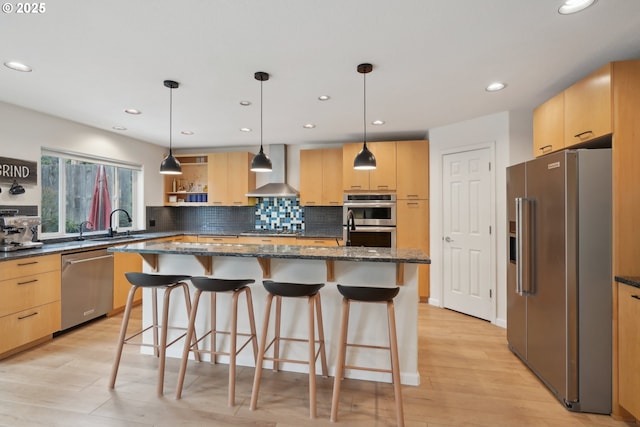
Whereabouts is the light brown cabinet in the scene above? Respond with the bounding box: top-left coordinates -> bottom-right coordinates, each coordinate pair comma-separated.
111,235 -> 186,314
342,142 -> 396,191
618,283 -> 640,419
612,58 -> 640,420
0,254 -> 61,358
564,63 -> 612,147
295,237 -> 341,247
112,252 -> 142,314
208,152 -> 256,206
533,91 -> 565,157
397,200 -> 430,300
237,236 -> 295,245
300,148 -> 343,206
198,235 -> 239,244
163,154 -> 209,206
396,140 -> 429,199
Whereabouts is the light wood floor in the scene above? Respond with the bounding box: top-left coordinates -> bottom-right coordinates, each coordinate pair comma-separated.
0,304 -> 635,427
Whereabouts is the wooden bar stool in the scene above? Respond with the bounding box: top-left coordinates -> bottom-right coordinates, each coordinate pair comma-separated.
109,272 -> 200,396
330,284 -> 404,426
250,280 -> 328,419
175,277 -> 258,406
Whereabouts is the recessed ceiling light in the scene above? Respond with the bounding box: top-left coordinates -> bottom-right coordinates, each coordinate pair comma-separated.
371,120 -> 385,126
558,0 -> 596,14
181,130 -> 194,135
112,125 -> 127,131
486,82 -> 506,92
124,108 -> 142,115
240,101 -> 251,106
4,61 -> 32,72
303,123 -> 316,129
318,95 -> 330,101
240,127 -> 252,132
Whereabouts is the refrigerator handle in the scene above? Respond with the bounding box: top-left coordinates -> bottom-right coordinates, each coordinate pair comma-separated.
515,197 -> 533,295
516,198 -> 524,295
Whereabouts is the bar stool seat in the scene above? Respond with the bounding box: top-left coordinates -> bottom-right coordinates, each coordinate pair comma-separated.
109,272 -> 199,396
175,277 -> 258,407
250,280 -> 328,419
330,284 -> 404,426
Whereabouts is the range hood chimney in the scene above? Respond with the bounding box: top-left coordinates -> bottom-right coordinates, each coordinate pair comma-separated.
246,144 -> 299,198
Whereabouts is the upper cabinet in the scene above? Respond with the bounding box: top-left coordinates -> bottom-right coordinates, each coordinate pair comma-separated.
163,152 -> 255,206
533,91 -> 565,157
300,147 -> 343,206
342,141 -> 396,191
208,152 -> 256,206
396,140 -> 429,199
532,63 -> 615,157
564,63 -> 612,147
163,154 -> 209,205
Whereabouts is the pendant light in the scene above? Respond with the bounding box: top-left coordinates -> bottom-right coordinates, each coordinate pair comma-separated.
353,63 -> 376,170
250,71 -> 273,172
160,79 -> 182,175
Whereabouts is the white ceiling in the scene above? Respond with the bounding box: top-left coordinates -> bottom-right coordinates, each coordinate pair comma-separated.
2,0 -> 640,150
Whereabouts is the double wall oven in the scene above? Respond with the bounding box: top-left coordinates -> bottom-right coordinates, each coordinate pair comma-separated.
343,193 -> 396,247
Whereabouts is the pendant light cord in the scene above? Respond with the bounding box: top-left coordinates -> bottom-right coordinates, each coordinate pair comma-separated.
169,85 -> 173,154
363,69 -> 367,148
260,78 -> 264,151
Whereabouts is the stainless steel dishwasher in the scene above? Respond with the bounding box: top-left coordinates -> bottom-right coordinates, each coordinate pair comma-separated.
61,249 -> 114,330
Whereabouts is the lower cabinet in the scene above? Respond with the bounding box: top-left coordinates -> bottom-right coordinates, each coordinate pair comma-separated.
397,200 -> 430,300
618,283 -> 640,419
111,235 -> 185,313
112,252 -> 143,314
295,237 -> 342,247
0,254 -> 61,358
198,235 -> 239,244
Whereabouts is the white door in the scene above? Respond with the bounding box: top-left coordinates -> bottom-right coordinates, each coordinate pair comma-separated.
442,147 -> 493,320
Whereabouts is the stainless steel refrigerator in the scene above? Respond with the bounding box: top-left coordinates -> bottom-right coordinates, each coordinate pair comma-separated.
506,149 -> 611,414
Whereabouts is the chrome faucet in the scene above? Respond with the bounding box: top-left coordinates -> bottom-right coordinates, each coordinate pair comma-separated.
78,220 -> 93,241
108,209 -> 132,237
346,209 -> 356,246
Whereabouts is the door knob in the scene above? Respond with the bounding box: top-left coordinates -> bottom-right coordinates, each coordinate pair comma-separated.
444,236 -> 454,242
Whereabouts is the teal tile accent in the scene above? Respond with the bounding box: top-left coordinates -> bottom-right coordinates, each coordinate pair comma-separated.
254,197 -> 304,231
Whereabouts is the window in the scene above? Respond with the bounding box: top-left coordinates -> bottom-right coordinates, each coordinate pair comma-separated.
41,148 -> 142,238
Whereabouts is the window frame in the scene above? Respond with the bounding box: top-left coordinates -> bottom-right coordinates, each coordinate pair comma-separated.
40,147 -> 143,239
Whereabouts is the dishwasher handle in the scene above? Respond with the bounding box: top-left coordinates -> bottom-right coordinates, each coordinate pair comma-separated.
64,254 -> 114,266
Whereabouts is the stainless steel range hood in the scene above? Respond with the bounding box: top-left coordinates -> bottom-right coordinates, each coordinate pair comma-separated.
246,144 -> 299,198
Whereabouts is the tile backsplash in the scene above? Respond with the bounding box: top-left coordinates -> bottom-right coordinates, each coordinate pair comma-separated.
254,197 -> 304,231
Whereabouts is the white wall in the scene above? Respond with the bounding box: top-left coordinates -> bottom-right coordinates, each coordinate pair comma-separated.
0,101 -> 167,227
428,110 -> 532,327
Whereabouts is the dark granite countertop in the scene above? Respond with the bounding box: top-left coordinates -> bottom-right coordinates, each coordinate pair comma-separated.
615,276 -> 640,289
108,241 -> 431,264
0,231 -> 179,261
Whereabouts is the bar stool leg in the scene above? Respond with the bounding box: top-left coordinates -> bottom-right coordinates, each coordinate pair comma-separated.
250,292 -> 274,411
151,288 -> 159,358
211,291 -> 217,363
180,283 -> 200,362
308,294 -> 317,419
157,285 -> 176,396
244,287 -> 259,361
387,300 -> 404,427
330,296 -> 351,422
109,284 -> 139,389
175,288 -> 202,399
228,289 -> 240,406
273,295 -> 282,372
314,293 -> 328,377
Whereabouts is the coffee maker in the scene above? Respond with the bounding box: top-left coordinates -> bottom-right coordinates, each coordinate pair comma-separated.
0,210 -> 43,252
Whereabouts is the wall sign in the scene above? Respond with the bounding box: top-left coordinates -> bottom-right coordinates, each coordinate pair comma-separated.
0,157 -> 37,184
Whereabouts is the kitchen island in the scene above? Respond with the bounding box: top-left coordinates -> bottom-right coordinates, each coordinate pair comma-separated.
108,241 -> 430,385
